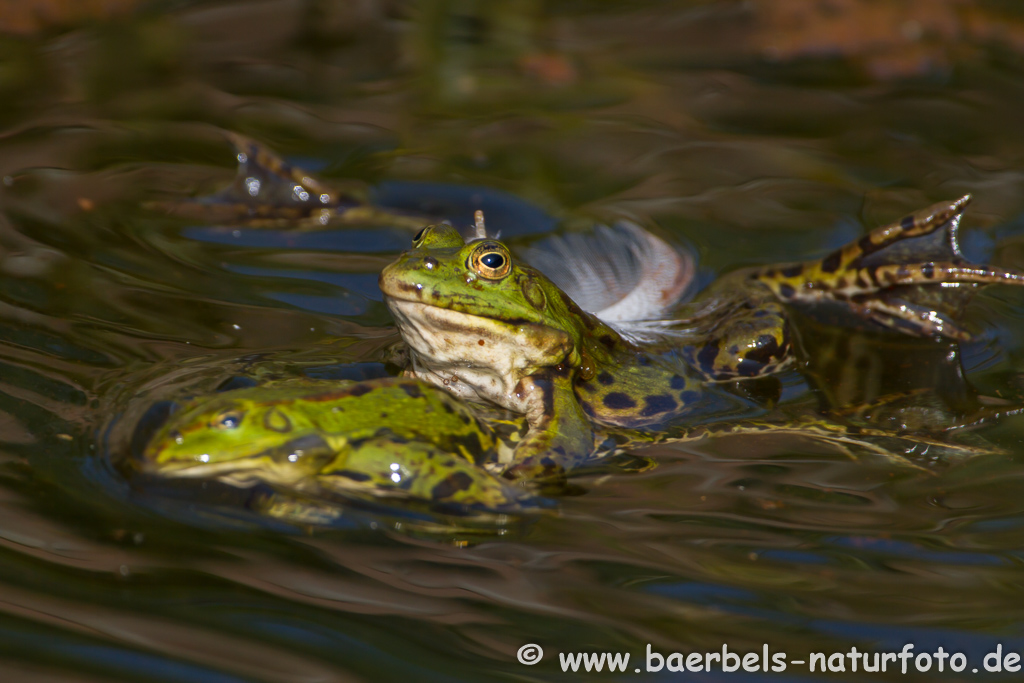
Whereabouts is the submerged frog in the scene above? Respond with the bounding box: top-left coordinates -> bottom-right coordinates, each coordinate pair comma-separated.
141,378 -> 529,509
143,195 -> 1024,510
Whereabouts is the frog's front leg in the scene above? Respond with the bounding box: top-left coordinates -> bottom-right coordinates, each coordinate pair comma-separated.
502,370 -> 596,482
752,195 -> 1024,340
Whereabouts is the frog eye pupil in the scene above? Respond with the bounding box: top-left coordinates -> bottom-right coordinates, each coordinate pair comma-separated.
481,252 -> 505,269
413,227 -> 427,243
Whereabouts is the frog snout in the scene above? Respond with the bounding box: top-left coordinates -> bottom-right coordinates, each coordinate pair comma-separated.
379,260 -> 427,300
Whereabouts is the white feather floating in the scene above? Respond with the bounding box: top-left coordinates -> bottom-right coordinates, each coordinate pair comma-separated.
519,221 -> 696,327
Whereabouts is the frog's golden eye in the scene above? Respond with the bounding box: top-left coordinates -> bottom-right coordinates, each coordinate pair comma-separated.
469,242 -> 512,279
213,410 -> 243,430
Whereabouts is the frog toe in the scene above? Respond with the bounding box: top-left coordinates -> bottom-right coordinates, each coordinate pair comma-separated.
841,297 -> 971,340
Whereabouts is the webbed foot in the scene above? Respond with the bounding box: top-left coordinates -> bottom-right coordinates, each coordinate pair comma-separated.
147,133 -> 426,230
753,195 -> 1024,340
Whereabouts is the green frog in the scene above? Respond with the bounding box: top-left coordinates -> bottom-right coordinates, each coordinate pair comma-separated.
143,195 -> 1024,509
141,378 -> 529,509
378,195 -> 1024,481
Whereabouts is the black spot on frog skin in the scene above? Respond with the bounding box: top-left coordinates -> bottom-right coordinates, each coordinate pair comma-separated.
400,383 -> 423,399
603,392 -> 637,410
820,250 -> 842,274
348,383 -> 372,397
336,470 -> 371,482
530,375 -> 557,412
780,264 -> 803,278
900,214 -> 915,231
452,431 -> 484,459
778,283 -> 795,299
696,340 -> 720,374
857,235 -> 877,257
581,401 -> 595,417
670,375 -> 687,390
431,471 -> 474,500
679,390 -> 700,404
743,334 -> 783,365
597,371 -> 614,385
920,262 -> 935,279
640,394 -> 678,416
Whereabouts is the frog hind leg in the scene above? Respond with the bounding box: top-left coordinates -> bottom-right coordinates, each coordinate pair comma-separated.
147,133 -> 425,230
753,195 -> 1024,341
663,416 -> 994,471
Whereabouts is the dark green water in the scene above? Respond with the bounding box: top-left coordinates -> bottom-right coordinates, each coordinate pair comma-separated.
3,1 -> 1024,681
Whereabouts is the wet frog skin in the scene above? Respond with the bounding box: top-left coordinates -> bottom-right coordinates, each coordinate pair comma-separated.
380,196 -> 1024,481
141,379 -> 527,509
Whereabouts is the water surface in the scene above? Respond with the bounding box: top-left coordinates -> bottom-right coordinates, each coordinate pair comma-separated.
3,1 -> 1024,680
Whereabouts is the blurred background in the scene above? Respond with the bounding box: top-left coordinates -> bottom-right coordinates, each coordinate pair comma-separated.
2,1 -> 1024,681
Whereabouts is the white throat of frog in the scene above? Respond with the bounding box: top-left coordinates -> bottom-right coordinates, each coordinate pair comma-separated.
385,298 -> 569,409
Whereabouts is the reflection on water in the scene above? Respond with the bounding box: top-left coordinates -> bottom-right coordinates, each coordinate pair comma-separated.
2,0 -> 1024,680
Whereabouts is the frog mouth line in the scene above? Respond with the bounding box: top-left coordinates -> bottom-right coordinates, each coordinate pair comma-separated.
140,453 -> 320,484
385,297 -> 506,330
382,296 -> 541,333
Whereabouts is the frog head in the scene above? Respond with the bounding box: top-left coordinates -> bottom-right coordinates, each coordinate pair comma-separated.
379,223 -> 613,408
140,393 -> 336,485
